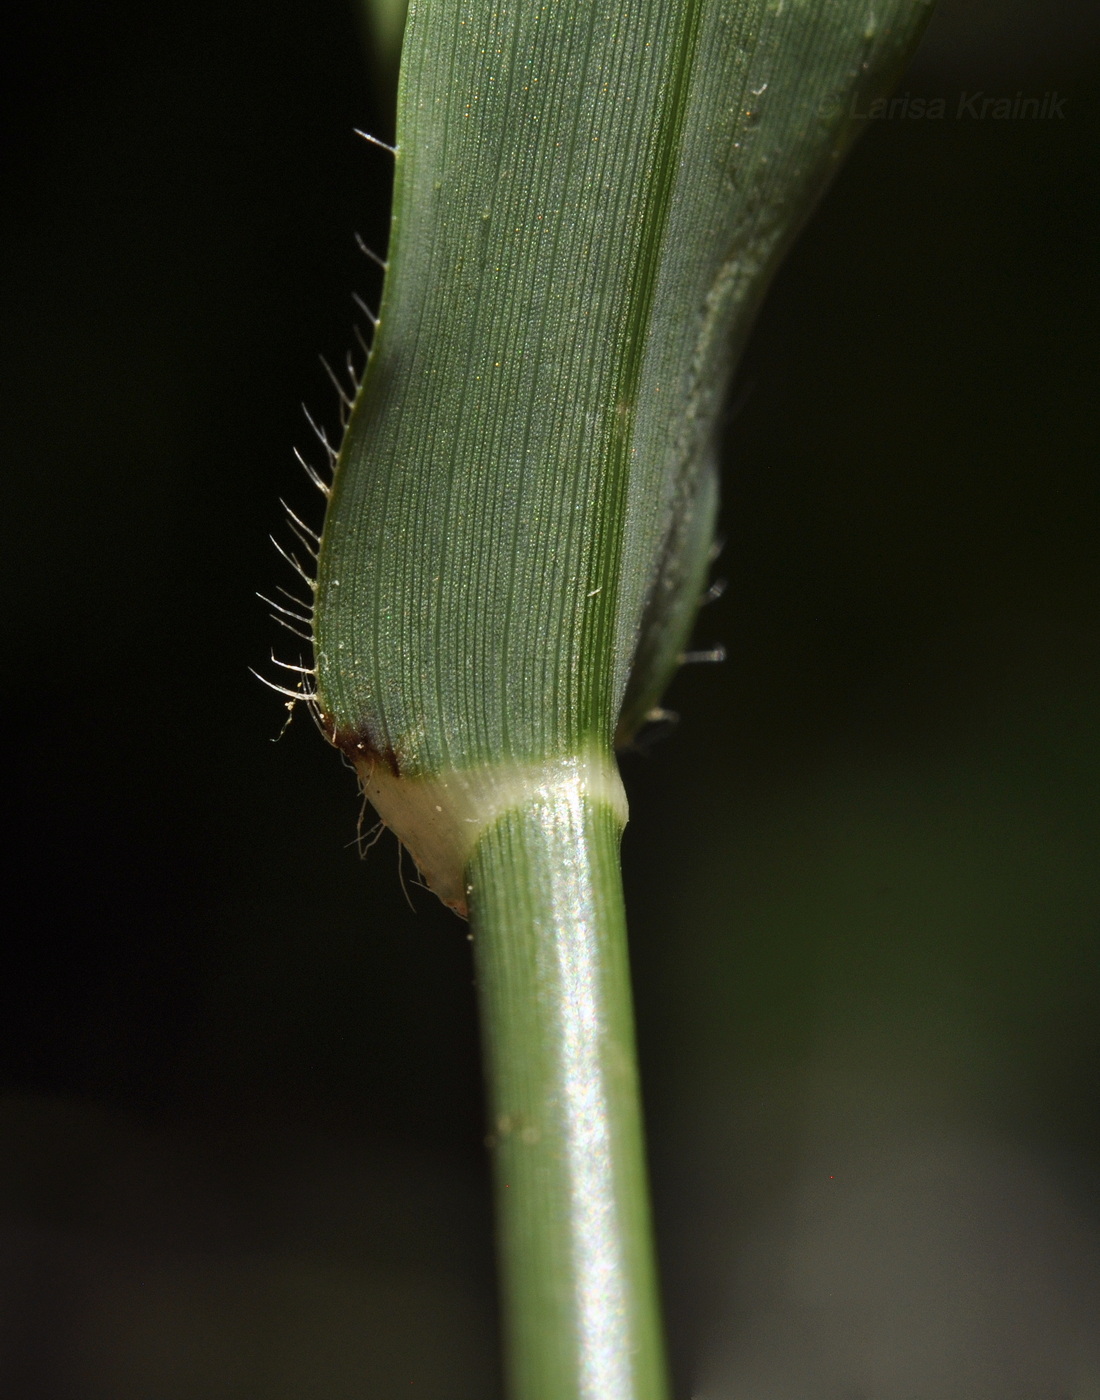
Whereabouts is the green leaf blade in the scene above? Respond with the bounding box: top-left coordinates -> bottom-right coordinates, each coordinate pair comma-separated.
313,0 -> 933,880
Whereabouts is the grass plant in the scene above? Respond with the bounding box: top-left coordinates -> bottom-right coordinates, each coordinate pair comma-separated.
271,2 -> 935,1394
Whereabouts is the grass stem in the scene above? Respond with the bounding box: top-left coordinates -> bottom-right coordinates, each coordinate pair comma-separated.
468,787 -> 666,1400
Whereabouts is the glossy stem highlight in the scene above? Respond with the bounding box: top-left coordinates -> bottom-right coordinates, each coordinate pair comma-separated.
468,792 -> 666,1400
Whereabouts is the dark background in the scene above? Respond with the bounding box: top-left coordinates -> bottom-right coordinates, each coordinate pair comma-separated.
2,1 -> 1098,1394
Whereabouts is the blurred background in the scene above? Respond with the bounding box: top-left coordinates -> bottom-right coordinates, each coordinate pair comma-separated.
2,0 -> 1098,1394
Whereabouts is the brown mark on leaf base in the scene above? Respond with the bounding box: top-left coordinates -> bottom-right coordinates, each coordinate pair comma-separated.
323,713 -> 403,780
